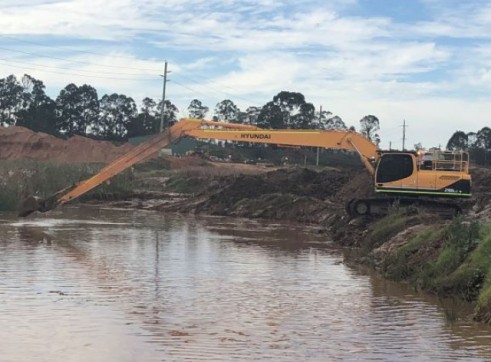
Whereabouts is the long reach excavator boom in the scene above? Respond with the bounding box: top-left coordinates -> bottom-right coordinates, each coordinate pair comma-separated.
19,118 -> 471,218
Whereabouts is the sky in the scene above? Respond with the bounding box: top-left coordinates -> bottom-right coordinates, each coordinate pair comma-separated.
1,0 -> 490,149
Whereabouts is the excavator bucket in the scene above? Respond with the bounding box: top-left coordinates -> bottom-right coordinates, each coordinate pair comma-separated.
18,196 -> 43,217
18,192 -> 61,217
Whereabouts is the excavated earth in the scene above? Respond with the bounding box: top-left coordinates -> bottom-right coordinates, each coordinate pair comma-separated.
151,168 -> 374,226
0,126 -> 133,163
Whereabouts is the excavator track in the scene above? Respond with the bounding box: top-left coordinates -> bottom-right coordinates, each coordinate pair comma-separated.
346,197 -> 463,219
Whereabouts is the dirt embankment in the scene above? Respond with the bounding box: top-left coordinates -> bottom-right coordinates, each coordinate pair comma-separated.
149,167 -> 373,225
0,126 -> 133,163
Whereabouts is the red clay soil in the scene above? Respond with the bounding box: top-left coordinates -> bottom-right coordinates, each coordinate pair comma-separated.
0,126 -> 133,163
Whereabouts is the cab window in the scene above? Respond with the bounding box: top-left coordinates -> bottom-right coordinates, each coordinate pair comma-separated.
376,154 -> 414,183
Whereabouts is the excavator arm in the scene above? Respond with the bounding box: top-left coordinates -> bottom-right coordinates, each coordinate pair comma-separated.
19,118 -> 379,217
185,126 -> 378,174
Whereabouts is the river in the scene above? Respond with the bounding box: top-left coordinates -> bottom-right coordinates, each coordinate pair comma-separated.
1,206 -> 491,361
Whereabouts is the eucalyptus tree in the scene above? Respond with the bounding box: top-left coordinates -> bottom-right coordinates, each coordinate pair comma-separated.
257,91 -> 316,129
187,99 -> 209,119
240,106 -> 262,125
56,83 -> 99,136
16,74 -> 57,134
446,131 -> 468,151
214,99 -> 240,122
97,93 -> 137,140
359,115 -> 380,143
315,110 -> 346,130
0,75 -> 24,126
157,99 -> 179,125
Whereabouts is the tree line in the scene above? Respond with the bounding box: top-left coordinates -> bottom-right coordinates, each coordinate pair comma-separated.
0,74 -> 381,142
447,128 -> 491,165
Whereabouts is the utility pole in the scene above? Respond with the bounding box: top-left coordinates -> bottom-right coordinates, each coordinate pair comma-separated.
402,119 -> 407,151
316,105 -> 322,166
159,60 -> 170,132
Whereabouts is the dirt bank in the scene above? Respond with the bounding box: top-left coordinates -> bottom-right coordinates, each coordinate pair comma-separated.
0,126 -> 133,163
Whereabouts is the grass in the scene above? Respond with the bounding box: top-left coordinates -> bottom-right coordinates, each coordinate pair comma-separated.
363,211 -> 413,251
476,266 -> 491,323
372,213 -> 491,321
420,218 -> 483,299
0,160 -> 138,212
383,228 -> 442,281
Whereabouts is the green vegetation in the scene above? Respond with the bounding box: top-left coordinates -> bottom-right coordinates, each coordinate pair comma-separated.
369,214 -> 491,322
164,174 -> 206,194
476,267 -> 491,323
384,228 -> 442,282
363,211 -> 415,250
0,160 -> 137,212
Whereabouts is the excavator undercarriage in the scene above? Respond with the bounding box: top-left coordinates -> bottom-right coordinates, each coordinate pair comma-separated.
346,196 -> 465,219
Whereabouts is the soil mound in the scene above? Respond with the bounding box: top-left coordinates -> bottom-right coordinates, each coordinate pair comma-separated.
470,167 -> 491,220
180,168 -> 368,223
0,126 -> 133,163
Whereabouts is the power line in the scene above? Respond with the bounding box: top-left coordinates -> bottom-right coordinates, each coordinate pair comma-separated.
172,72 -> 261,105
0,45 -> 163,73
171,79 -> 216,98
0,41 -> 264,104
0,34 -> 118,58
0,58 -> 156,81
0,56 -> 157,79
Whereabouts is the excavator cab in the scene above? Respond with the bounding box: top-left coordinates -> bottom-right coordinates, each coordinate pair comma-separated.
374,151 -> 471,197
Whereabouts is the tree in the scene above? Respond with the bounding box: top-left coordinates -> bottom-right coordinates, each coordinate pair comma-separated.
446,131 -> 468,151
96,94 -> 137,140
16,74 -> 57,134
56,83 -> 99,136
0,75 -> 24,126
157,99 -> 179,127
467,132 -> 477,149
476,127 -> 491,149
315,110 -> 346,130
187,99 -> 208,119
413,142 -> 423,151
133,97 -> 158,136
257,91 -> 315,129
214,99 -> 240,123
359,115 -> 380,142
237,106 -> 262,125
447,127 -> 491,165
127,97 -> 156,137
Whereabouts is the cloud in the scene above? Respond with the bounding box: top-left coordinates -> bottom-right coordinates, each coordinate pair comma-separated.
1,0 -> 490,150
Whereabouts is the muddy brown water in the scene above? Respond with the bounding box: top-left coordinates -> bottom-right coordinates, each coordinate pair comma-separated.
1,207 -> 491,361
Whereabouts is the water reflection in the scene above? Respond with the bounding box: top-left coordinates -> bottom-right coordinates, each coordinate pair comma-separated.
0,206 -> 490,361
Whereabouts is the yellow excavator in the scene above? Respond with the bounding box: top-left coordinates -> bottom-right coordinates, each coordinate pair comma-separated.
18,118 -> 472,218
